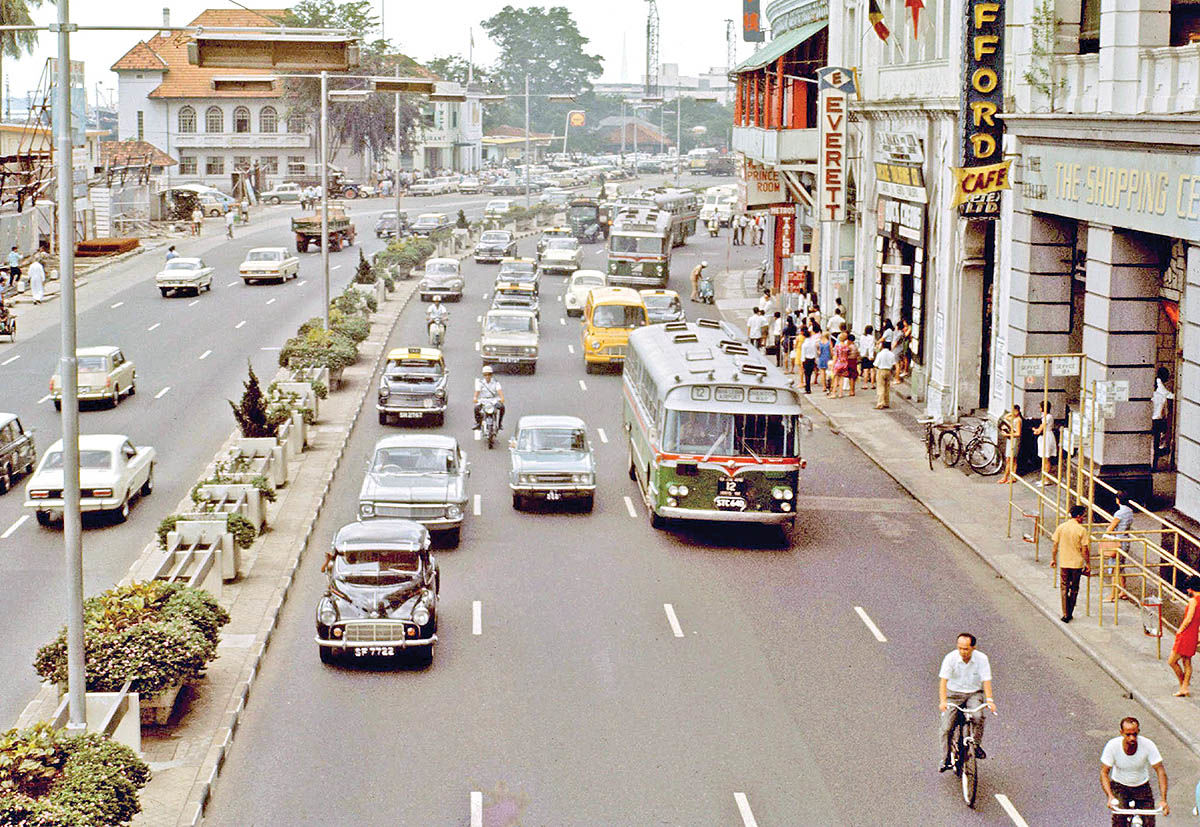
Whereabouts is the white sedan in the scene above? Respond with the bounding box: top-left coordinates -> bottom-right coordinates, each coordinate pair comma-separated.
25,434 -> 155,525
564,270 -> 606,317
156,257 -> 214,297
240,247 -> 300,284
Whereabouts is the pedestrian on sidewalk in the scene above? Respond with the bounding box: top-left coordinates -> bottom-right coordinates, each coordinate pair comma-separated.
767,311 -> 783,359
817,331 -> 832,393
1100,717 -> 1169,822
1051,504 -> 1090,623
799,325 -> 819,393
1103,491 -> 1135,602
191,206 -> 203,236
225,209 -> 236,240
754,214 -> 766,244
874,340 -> 896,408
689,260 -> 707,302
1033,401 -> 1057,486
747,307 -> 768,349
829,305 -> 847,340
1152,367 -> 1175,467
28,255 -> 45,304
846,333 -> 860,396
860,325 -> 876,388
830,332 -> 851,398
998,404 -> 1023,484
5,246 -> 19,287
757,288 -> 775,315
1168,576 -> 1200,697
780,312 -> 798,371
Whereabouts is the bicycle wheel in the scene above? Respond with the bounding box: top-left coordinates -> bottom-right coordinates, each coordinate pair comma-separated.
939,430 -> 963,468
926,428 -> 935,470
961,745 -> 978,807
967,437 -> 1002,475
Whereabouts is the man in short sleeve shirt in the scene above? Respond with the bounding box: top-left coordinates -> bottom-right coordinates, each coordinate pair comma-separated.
938,633 -> 996,771
1101,716 -> 1168,825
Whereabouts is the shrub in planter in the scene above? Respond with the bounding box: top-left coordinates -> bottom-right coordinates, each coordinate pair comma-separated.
307,379 -> 329,400
382,272 -> 395,292
158,511 -> 257,551
156,515 -> 181,550
278,327 -> 358,373
33,581 -> 229,696
229,362 -> 283,439
455,209 -> 469,229
0,723 -> 149,826
353,248 -> 374,284
332,313 -> 370,344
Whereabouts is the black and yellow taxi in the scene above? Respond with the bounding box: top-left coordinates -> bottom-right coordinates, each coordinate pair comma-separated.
492,281 -> 540,320
377,347 -> 448,426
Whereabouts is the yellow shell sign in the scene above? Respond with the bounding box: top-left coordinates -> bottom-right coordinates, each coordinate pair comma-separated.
568,111 -> 586,128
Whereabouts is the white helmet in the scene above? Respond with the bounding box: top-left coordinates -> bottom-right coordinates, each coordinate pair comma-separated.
432,295 -> 442,303
701,261 -> 708,268
482,365 -> 493,375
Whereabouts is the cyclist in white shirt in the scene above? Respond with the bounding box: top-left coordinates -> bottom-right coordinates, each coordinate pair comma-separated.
938,633 -> 996,771
1101,717 -> 1169,824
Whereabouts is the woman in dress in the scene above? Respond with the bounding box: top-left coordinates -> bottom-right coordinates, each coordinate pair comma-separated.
1168,576 -> 1200,696
830,332 -> 851,398
816,332 -> 832,395
1032,400 -> 1057,486
894,319 -> 911,380
998,404 -> 1023,484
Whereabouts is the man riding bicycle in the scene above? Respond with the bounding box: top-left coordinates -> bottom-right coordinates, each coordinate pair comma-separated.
938,633 -> 996,772
474,365 -> 505,431
1101,717 -> 1169,825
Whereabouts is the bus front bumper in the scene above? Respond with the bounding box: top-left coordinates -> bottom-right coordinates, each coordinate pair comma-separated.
654,505 -> 795,524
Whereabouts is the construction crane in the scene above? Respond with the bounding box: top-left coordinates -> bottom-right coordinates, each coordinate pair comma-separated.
726,18 -> 737,72
645,0 -> 659,99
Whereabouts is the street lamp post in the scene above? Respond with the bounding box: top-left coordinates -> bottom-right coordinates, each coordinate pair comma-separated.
320,70 -> 329,331
394,66 -> 402,240
524,74 -> 530,210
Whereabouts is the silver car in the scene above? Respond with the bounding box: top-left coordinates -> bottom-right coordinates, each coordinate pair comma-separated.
509,416 -> 595,511
418,258 -> 464,302
358,435 -> 468,546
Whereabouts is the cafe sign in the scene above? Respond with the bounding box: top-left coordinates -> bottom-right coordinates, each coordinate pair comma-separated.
955,0 -> 1007,219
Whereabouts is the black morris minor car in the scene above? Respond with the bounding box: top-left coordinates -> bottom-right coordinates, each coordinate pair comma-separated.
316,520 -> 439,665
0,412 -> 35,494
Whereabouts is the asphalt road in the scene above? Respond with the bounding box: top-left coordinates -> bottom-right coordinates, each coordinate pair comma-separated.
205,222 -> 1200,825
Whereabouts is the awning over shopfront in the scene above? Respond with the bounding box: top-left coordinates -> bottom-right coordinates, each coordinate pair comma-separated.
731,21 -> 827,74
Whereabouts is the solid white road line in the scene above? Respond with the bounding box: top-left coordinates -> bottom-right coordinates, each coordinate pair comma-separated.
481,292 -> 488,299
260,346 -> 282,351
734,793 -> 759,827
146,322 -> 160,331
567,344 -> 575,354
470,791 -> 482,827
331,265 -> 341,271
188,299 -> 200,307
1,515 -> 28,540
1,354 -> 19,366
623,495 -> 637,518
854,606 -> 888,642
198,350 -> 212,360
578,380 -> 587,391
472,601 -> 482,635
473,494 -> 481,516
37,394 -> 50,404
235,320 -> 246,329
110,301 -> 124,308
266,298 -> 277,305
154,386 -> 171,399
663,604 -> 684,638
556,294 -> 562,302
597,428 -> 608,443
476,315 -> 481,323
474,341 -> 480,352
994,795 -> 1030,827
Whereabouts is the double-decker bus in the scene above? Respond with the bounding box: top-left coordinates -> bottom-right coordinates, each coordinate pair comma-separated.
614,188 -> 700,247
623,319 -> 807,532
606,206 -> 672,288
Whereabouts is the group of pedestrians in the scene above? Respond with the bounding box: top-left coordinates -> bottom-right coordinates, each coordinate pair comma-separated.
3,245 -> 44,303
730,213 -> 765,246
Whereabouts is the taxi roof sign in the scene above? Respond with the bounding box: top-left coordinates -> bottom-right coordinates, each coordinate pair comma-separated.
387,347 -> 443,361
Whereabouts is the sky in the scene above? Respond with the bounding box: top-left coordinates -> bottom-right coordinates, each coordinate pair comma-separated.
6,0 -> 744,110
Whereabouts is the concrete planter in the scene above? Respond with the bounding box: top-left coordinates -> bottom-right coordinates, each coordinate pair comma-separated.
196,482 -> 267,530
276,419 -> 298,465
292,365 -> 330,390
140,682 -> 183,727
349,280 -> 385,306
291,410 -> 309,448
275,381 -> 319,422
234,438 -> 286,488
170,518 -> 239,582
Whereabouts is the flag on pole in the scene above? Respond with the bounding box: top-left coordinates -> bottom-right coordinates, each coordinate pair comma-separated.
868,0 -> 891,42
905,0 -> 924,38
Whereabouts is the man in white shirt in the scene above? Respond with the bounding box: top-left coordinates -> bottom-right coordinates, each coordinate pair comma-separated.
746,308 -> 768,349
873,342 -> 897,409
938,633 -> 996,771
799,330 -> 820,394
1101,717 -> 1169,823
828,310 -> 847,337
1152,367 -> 1175,465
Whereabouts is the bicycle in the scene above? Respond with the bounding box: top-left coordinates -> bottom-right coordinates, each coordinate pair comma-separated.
919,417 -> 954,470
944,703 -> 992,808
936,418 -> 1003,476
1108,802 -> 1164,827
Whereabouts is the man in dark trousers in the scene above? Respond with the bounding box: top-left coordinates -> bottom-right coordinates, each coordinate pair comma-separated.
1051,504 -> 1091,622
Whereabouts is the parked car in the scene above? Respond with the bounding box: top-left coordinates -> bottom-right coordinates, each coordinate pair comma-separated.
0,412 -> 36,495
50,346 -> 136,410
538,237 -> 583,275
481,308 -> 539,373
25,433 -> 155,525
473,229 -> 518,263
261,183 -> 304,205
155,257 -> 214,297
239,247 -> 299,284
315,519 -> 439,665
377,347 -> 448,426
509,415 -> 596,511
484,198 -> 516,219
639,289 -> 685,324
198,192 -> 232,217
358,434 -> 469,546
418,258 -> 464,302
564,270 -> 606,317
375,209 -> 409,238
408,178 -> 441,196
458,176 -> 482,194
411,213 -> 452,238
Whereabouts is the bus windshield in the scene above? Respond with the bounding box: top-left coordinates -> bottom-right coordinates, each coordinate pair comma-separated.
568,204 -> 597,220
663,409 -> 796,458
591,304 -> 646,329
610,235 -> 663,255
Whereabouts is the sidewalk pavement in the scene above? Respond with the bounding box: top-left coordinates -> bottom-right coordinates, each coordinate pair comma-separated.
715,267 -> 1200,762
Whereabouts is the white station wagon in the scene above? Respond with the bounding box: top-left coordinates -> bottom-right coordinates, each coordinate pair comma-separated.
239,247 -> 300,284
50,346 -> 136,410
26,434 -> 155,525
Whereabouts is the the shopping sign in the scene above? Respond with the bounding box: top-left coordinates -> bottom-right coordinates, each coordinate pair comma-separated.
817,67 -> 855,222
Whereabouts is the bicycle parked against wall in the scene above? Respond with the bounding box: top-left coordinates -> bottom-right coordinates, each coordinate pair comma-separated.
920,417 -> 1002,475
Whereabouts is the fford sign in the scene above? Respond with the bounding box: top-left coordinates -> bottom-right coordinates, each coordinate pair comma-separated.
817,67 -> 856,222
955,0 -> 1007,219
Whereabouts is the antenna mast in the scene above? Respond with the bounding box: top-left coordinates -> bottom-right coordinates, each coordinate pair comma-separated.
645,0 -> 659,98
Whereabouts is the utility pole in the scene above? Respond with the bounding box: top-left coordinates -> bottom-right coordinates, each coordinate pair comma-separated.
523,74 -> 530,209
645,0 -> 659,98
320,70 -> 330,331
393,64 -> 402,233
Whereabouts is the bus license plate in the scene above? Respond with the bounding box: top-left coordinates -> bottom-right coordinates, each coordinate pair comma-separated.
545,490 -> 561,500
353,646 -> 395,657
715,478 -> 747,511
714,495 -> 747,511
499,357 -> 520,363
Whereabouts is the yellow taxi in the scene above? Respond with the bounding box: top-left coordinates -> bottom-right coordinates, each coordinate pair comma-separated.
492,281 -> 540,319
581,287 -> 647,373
377,347 -> 449,426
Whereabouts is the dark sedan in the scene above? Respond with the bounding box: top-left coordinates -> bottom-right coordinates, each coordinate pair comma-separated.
374,210 -> 409,238
316,520 -> 439,665
473,230 -> 518,263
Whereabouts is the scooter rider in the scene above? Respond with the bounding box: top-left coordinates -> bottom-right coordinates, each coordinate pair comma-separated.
690,260 -> 708,303
426,295 -> 449,330
474,366 -> 505,430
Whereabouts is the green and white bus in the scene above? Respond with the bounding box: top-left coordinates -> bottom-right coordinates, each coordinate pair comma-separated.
623,319 -> 807,530
614,188 -> 700,247
607,207 -> 673,288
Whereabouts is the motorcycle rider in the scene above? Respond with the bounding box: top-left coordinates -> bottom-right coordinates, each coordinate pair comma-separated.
690,260 -> 708,303
426,295 -> 449,334
473,365 -> 505,431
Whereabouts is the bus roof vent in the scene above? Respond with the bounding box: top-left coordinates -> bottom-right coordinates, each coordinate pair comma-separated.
663,321 -> 689,332
719,341 -> 751,357
740,363 -> 769,377
672,333 -> 700,344
696,318 -> 722,329
684,347 -> 712,362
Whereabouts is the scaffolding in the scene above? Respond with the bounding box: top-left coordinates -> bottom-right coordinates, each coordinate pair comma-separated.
0,59 -> 55,213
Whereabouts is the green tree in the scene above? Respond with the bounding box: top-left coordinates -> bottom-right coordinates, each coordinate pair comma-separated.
481,6 -> 603,132
1,0 -> 51,118
425,54 -> 496,89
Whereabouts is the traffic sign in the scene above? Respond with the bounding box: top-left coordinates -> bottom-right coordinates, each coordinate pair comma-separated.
1014,357 -> 1043,378
1051,355 -> 1081,377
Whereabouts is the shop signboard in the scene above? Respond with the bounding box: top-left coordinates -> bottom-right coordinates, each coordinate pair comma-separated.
1051,355 -> 1081,377
738,158 -> 787,209
878,196 -> 925,246
817,67 -> 855,222
743,0 -> 765,41
773,213 -> 796,292
954,0 -> 1008,219
1013,356 -> 1042,378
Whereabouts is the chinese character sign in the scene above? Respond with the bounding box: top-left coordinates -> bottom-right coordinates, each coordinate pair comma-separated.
817,67 -> 856,222
743,0 -> 765,42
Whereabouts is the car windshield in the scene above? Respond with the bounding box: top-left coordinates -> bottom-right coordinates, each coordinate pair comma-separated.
517,427 -> 587,452
644,295 -> 680,313
610,235 -> 664,255
76,356 -> 109,371
425,261 -> 458,276
246,251 -> 282,262
165,260 -> 198,270
499,262 -> 535,277
43,450 -> 112,470
485,314 -> 534,334
481,232 -> 509,243
487,202 -> 510,210
385,359 -> 442,379
546,239 -> 578,251
334,549 -> 421,585
372,446 -> 456,474
380,211 -> 397,220
663,409 -> 797,458
591,304 -> 645,329
573,275 -> 604,289
495,296 -> 534,309
415,216 -> 441,226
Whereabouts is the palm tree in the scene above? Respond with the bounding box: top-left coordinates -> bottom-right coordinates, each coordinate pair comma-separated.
0,0 -> 51,119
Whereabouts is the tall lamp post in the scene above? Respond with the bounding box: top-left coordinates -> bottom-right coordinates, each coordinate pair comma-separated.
502,76 -> 574,209
662,95 -> 718,186
322,85 -> 370,331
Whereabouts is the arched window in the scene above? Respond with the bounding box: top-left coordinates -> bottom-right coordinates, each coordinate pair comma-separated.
259,106 -> 277,133
205,106 -> 224,133
233,106 -> 251,134
178,106 -> 196,133
287,112 -> 306,133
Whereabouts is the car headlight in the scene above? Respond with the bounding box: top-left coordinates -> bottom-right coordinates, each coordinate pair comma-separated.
666,496 -> 677,507
668,483 -> 680,496
523,347 -> 537,356
783,488 -> 793,500
519,473 -> 535,484
590,339 -> 602,351
412,605 -> 431,626
423,398 -> 433,408
435,389 -> 446,400
359,501 -> 375,517
317,599 -> 338,626
446,504 -> 463,519
379,385 -> 390,397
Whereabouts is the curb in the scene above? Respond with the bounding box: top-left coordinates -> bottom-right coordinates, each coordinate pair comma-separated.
180,283 -> 416,826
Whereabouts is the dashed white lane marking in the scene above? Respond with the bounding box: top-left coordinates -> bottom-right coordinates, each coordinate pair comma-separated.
556,294 -> 562,302
473,429 -> 481,441
266,297 -> 277,305
481,292 -> 488,299
597,428 -> 608,443
154,386 -> 171,399
623,495 -> 637,518
260,346 -> 282,351
146,322 -> 160,331
663,604 -> 684,638
227,280 -> 238,287
110,301 -> 124,308
474,341 -> 480,352
235,320 -> 246,329
559,317 -> 566,325
995,795 -> 1030,827
578,379 -> 587,391
473,494 -> 481,516
854,606 -> 888,643
1,515 -> 28,539
331,265 -> 341,271
37,394 -> 50,404
567,344 -> 575,354
188,299 -> 200,307
734,793 -> 759,827
1,354 -> 19,365
472,601 -> 482,635
298,280 -> 307,287
470,791 -> 482,827
198,350 -> 212,360
476,315 -> 481,323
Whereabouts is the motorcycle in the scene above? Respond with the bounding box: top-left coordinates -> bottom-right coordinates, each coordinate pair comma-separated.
480,400 -> 500,449
706,218 -> 719,237
428,318 -> 445,348
697,274 -> 714,305
755,259 -> 769,294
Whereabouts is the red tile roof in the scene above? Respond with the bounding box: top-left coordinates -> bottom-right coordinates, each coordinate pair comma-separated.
487,125 -> 554,139
100,140 -> 177,167
110,41 -> 167,72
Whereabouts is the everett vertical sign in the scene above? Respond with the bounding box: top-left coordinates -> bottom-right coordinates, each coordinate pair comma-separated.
954,0 -> 1008,219
817,67 -> 856,222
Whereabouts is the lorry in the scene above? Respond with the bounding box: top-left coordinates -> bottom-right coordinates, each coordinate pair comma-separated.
291,204 -> 357,253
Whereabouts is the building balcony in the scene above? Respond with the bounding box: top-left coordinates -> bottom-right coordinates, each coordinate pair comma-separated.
1057,44 -> 1200,114
732,125 -> 818,167
173,132 -> 311,149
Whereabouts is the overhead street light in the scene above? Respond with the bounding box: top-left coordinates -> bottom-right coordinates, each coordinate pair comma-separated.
326,89 -> 371,102
477,94 -> 507,103
547,94 -> 577,103
188,31 -> 359,71
372,76 -> 436,94
429,82 -> 468,103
